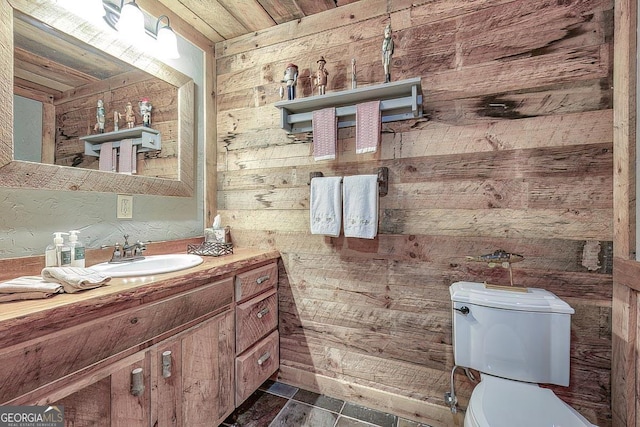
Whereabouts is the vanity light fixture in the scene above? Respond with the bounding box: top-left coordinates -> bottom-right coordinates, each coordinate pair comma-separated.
104,0 -> 180,59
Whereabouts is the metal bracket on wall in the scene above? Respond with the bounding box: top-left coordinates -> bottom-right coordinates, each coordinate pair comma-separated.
307,167 -> 389,197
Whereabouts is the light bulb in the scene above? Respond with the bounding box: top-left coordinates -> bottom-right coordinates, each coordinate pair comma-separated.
156,25 -> 179,59
116,1 -> 145,40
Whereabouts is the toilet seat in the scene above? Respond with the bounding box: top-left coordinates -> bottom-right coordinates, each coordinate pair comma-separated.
465,374 -> 596,427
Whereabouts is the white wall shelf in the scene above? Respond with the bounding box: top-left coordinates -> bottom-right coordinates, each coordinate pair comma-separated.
274,77 -> 423,133
80,126 -> 161,156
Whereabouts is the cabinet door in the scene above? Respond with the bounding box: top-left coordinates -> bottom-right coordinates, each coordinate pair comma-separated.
51,377 -> 111,427
111,352 -> 151,427
151,339 -> 183,427
151,310 -> 235,427
182,310 -> 235,426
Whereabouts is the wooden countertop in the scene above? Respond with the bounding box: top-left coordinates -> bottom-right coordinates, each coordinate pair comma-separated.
0,248 -> 280,346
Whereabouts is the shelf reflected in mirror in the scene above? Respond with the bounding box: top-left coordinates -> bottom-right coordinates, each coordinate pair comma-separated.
3,0 -> 195,196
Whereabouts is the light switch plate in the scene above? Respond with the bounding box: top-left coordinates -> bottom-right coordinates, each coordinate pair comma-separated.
116,194 -> 133,219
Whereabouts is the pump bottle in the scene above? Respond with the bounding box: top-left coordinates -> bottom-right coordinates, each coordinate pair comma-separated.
68,230 -> 85,267
45,232 -> 71,267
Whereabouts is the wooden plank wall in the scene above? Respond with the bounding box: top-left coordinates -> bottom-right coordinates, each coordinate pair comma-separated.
53,73 -> 179,179
611,0 -> 637,425
215,0 -> 614,425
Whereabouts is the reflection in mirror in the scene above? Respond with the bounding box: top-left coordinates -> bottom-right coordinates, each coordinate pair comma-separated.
2,0 -> 195,196
13,10 -> 179,178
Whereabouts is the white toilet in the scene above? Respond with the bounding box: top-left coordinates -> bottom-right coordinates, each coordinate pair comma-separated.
449,281 -> 597,427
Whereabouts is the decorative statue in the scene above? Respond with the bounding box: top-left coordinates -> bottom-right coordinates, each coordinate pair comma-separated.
125,102 -> 135,128
139,98 -> 152,127
314,56 -> 329,95
94,99 -> 105,133
282,63 -> 299,100
113,110 -> 122,131
382,23 -> 394,83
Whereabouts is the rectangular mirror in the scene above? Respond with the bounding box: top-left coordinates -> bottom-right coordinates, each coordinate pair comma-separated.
2,0 -> 195,196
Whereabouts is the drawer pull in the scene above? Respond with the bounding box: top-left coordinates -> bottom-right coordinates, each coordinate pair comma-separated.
131,367 -> 145,396
162,351 -> 172,378
257,307 -> 270,318
256,275 -> 270,284
257,351 -> 271,366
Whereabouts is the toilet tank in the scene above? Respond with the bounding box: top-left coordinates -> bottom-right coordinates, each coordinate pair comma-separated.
450,281 -> 575,386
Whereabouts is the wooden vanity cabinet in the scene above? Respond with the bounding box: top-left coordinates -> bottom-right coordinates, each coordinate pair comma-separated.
49,310 -> 234,427
1,252 -> 281,426
234,262 -> 280,406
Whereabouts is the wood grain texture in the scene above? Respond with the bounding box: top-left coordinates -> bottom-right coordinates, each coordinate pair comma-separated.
236,288 -> 278,355
611,0 -> 638,424
215,0 -> 614,425
181,311 -> 235,426
0,278 -> 233,403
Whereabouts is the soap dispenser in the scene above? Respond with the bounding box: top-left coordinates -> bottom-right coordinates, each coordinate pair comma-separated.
45,232 -> 71,267
68,230 -> 85,267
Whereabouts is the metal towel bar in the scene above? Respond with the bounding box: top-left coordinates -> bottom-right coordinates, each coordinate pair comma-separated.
307,167 -> 388,197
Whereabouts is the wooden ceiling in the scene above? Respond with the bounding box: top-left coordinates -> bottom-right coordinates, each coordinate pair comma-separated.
147,0 -> 361,43
13,0 -> 364,102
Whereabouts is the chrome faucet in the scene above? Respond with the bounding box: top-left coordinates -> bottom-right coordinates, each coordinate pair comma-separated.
103,235 -> 147,263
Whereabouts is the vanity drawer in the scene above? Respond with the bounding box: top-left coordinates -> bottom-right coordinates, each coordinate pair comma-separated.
235,330 -> 279,406
236,288 -> 278,355
235,262 -> 278,302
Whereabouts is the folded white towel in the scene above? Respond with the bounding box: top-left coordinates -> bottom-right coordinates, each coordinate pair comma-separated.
0,292 -> 58,303
0,276 -> 64,294
343,174 -> 379,239
310,176 -> 343,237
41,267 -> 112,294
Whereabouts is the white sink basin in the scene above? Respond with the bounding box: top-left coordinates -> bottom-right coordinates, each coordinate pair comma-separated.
90,254 -> 204,278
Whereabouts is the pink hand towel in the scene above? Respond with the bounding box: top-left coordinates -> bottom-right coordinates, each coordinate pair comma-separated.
356,100 -> 381,154
312,107 -> 337,161
98,141 -> 116,172
118,139 -> 137,174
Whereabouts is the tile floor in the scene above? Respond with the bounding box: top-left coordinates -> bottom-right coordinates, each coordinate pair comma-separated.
222,380 -> 434,427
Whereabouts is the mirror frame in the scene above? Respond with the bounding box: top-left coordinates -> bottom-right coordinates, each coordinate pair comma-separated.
2,0 -> 195,197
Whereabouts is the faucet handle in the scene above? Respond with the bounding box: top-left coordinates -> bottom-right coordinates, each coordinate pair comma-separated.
134,241 -> 146,256
111,243 -> 122,261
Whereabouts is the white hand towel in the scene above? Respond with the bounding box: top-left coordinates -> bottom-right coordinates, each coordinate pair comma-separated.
41,267 -> 112,294
0,292 -> 59,303
310,176 -> 343,237
343,174 -> 379,239
0,276 -> 64,294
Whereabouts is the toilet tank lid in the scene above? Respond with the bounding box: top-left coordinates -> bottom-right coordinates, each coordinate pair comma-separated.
449,282 -> 575,314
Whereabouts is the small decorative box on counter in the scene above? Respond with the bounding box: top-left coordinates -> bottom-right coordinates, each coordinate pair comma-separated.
187,242 -> 234,257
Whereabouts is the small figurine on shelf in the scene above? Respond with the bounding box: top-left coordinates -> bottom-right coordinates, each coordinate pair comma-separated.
282,63 -> 299,100
125,102 -> 135,128
382,23 -> 394,83
113,110 -> 122,131
314,56 -> 329,95
94,99 -> 106,133
139,98 -> 152,127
